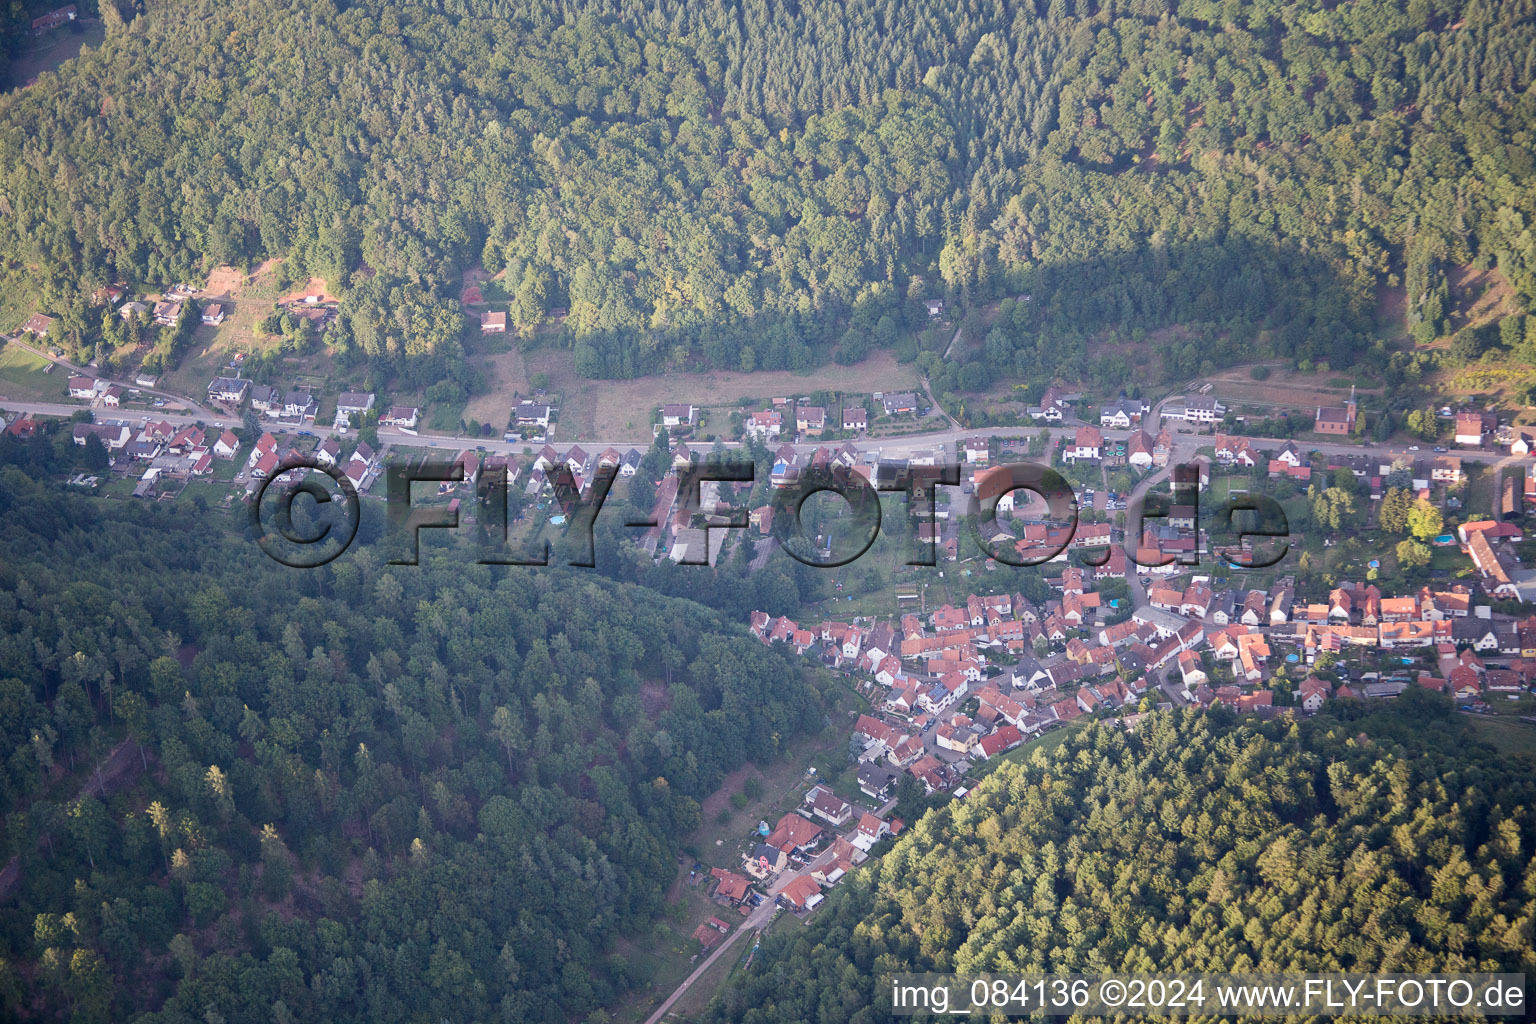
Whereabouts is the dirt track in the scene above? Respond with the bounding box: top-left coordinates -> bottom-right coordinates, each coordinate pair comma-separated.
0,738 -> 148,900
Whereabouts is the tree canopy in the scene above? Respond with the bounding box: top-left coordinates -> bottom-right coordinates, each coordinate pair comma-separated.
705,696 -> 1536,1024
2,0 -> 1533,386
0,457 -> 824,1023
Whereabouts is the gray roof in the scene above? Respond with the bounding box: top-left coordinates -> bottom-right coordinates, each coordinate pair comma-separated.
856,764 -> 896,787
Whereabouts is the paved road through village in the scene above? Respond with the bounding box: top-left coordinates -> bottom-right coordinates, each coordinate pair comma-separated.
1,393 -> 1512,475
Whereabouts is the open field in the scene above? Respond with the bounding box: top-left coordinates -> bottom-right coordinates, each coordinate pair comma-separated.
1447,266 -> 1521,330
1464,713 -> 1536,759
609,885 -> 750,1024
0,344 -> 59,402
683,714 -> 862,872
160,264 -> 348,401
277,277 -> 340,304
480,346 -> 923,441
661,931 -> 751,1022
461,342 -> 526,426
1375,284 -> 1410,341
1202,363 -> 1375,413
968,719 -> 1088,782
1411,268 -> 1532,407
8,23 -> 105,87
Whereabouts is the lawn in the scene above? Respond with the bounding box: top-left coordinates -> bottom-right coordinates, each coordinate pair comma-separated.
1463,469 -> 1494,519
180,479 -> 239,508
157,339 -> 229,402
8,23 -> 105,85
1206,473 -> 1258,507
608,886 -> 749,1024
0,343 -> 61,402
509,344 -> 921,441
1464,713 -> 1536,759
684,685 -> 866,871
966,719 -> 1088,782
427,399 -> 467,432
158,263 -> 346,404
98,476 -> 140,499
1482,691 -> 1536,718
662,925 -> 759,1021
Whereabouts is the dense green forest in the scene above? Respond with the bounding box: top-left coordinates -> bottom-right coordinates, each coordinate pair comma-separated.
3,0 -> 1534,390
704,696 -> 1536,1024
0,433 -> 832,1022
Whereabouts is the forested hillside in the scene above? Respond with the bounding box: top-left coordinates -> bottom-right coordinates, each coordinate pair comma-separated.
0,459 -> 827,1023
704,697 -> 1536,1024
3,0 -> 1534,389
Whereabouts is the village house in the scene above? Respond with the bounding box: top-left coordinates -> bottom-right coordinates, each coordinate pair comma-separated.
246,384 -> 280,417
72,423 -> 131,450
1064,426 -> 1102,463
1466,529 -> 1524,599
777,875 -> 823,912
660,403 -> 697,427
766,812 -> 823,857
153,299 -> 184,326
746,409 -> 783,439
335,391 -> 375,423
709,868 -> 753,906
1454,411 -> 1493,446
1432,455 -> 1464,484
935,717 -> 975,753
1126,431 -> 1153,468
743,843 -> 786,880
381,406 -> 421,429
1027,385 -> 1073,422
206,376 -> 250,405
856,763 -> 897,799
283,390 -> 318,420
1099,398 -> 1146,429
1163,394 -> 1226,425
803,785 -> 853,827
513,401 -> 551,429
